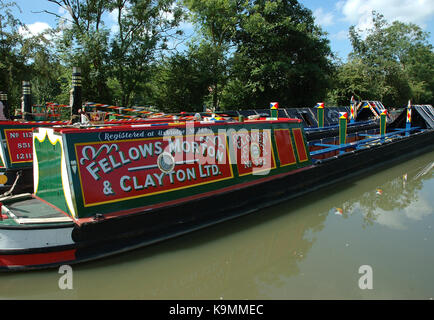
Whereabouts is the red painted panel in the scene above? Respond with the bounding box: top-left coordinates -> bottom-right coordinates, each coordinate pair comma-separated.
4,129 -> 33,163
75,133 -> 234,206
274,129 -> 296,166
0,249 -> 76,267
292,128 -> 308,162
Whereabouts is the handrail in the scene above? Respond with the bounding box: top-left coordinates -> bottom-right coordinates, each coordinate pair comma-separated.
310,127 -> 421,156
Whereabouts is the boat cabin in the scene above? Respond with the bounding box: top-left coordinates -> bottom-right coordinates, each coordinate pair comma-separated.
32,119 -> 312,222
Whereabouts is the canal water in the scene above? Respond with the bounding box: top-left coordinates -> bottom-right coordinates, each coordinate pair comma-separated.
1,151 -> 433,300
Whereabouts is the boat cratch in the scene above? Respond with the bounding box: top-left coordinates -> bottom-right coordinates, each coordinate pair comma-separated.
0,109 -> 433,270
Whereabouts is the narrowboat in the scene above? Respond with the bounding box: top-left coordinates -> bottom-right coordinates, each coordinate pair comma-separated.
0,103 -> 433,271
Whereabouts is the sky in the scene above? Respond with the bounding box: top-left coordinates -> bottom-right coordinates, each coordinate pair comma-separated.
8,0 -> 434,61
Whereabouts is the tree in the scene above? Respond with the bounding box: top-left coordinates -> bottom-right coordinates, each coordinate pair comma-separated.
344,11 -> 434,106
326,58 -> 379,106
406,45 -> 434,104
46,0 -> 112,103
29,46 -> 65,105
184,0 -> 241,111
0,0 -> 30,110
108,0 -> 183,107
150,42 -> 221,112
226,0 -> 334,109
47,0 -> 182,106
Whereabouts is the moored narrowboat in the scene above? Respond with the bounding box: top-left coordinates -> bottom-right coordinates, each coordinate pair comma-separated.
0,110 -> 433,271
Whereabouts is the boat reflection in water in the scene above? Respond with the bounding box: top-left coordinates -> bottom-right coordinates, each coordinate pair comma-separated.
1,151 -> 432,299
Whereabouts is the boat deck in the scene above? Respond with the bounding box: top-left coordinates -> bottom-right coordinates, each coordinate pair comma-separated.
1,195 -> 73,227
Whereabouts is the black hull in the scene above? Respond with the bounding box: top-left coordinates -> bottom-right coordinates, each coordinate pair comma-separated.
69,130 -> 434,266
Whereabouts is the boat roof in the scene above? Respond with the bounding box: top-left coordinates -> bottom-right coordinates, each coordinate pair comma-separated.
50,118 -> 303,134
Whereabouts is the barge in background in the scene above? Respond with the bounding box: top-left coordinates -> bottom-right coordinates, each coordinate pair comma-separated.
0,102 -> 433,271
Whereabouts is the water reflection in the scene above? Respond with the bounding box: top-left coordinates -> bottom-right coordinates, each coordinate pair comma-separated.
334,158 -> 433,229
0,151 -> 433,299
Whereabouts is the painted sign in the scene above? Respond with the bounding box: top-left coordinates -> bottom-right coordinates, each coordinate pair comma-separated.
75,133 -> 234,206
4,129 -> 33,163
230,129 -> 276,176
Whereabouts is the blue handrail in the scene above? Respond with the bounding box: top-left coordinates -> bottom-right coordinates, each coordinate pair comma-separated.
310,127 -> 421,156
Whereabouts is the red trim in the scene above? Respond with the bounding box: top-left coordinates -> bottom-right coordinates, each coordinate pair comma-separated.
0,249 -> 76,267
74,165 -> 314,225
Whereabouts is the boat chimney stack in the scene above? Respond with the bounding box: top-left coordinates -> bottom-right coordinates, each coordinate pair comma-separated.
316,102 -> 324,128
70,67 -> 82,122
380,110 -> 387,141
339,113 -> 347,154
22,81 -> 32,121
0,91 -> 10,120
270,102 -> 279,119
350,96 -> 356,124
406,100 -> 412,136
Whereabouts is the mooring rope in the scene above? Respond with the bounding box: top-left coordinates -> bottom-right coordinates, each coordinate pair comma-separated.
1,170 -> 22,198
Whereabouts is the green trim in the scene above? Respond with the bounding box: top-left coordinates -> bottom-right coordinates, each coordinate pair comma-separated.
34,136 -> 71,215
339,117 -> 347,145
380,113 -> 387,137
317,108 -> 324,128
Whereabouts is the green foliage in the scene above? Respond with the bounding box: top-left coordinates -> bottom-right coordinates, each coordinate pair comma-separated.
226,0 -> 334,109
1,1 -> 433,113
330,12 -> 434,107
49,0 -> 112,103
108,0 -> 183,107
150,45 -> 214,112
30,48 -> 63,105
183,0 -> 240,110
0,0 -> 29,110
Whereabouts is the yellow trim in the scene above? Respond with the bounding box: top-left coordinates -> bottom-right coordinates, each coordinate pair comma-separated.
292,128 -> 309,163
75,132 -> 235,207
274,128 -> 297,167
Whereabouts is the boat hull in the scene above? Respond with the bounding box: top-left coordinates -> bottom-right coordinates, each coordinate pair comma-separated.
1,129 -> 432,271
